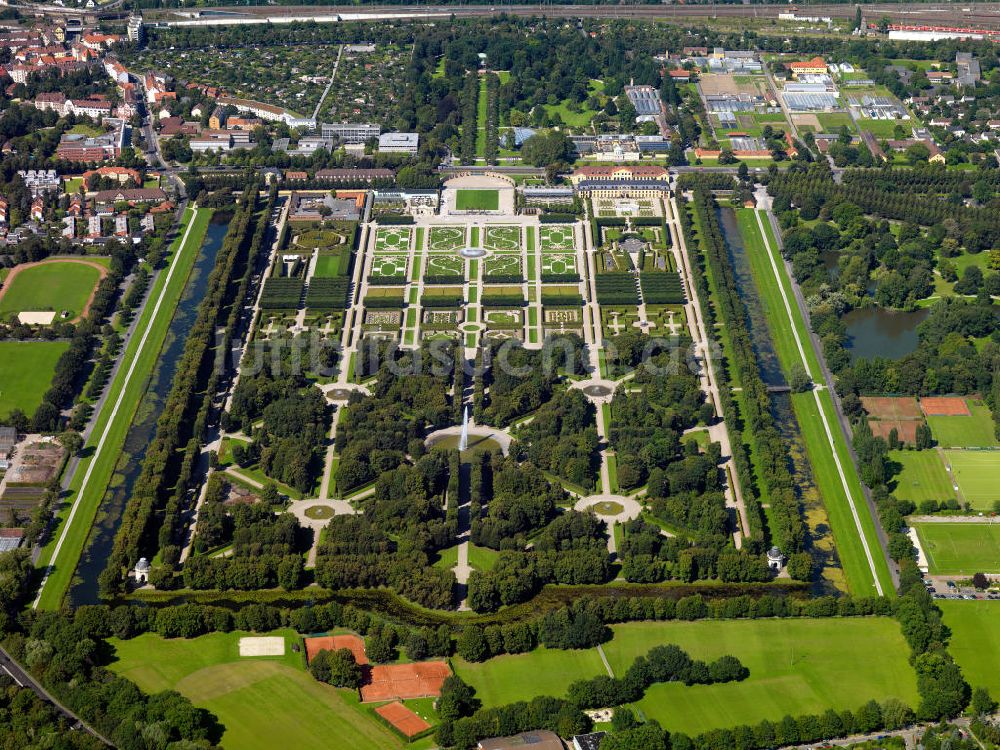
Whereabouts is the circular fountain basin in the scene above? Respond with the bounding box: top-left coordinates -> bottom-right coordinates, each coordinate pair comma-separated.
458,246 -> 488,259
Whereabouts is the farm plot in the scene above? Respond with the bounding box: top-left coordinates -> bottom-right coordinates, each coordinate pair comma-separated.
483,255 -> 521,279
373,227 -> 411,253
540,254 -> 576,276
428,226 -> 467,252
370,255 -> 408,279
539,226 -> 575,252
483,225 -> 520,252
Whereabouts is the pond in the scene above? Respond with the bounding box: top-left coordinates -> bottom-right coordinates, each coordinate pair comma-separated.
843,306 -> 929,362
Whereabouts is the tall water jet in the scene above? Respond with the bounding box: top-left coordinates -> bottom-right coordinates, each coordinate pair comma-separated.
459,405 -> 469,451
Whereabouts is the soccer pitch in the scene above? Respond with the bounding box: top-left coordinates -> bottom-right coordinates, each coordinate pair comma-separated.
915,522 -> 1000,575
889,449 -> 955,505
945,450 -> 1000,510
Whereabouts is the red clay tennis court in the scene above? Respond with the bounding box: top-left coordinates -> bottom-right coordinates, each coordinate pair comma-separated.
303,634 -> 368,664
375,701 -> 432,738
920,397 -> 971,417
360,661 -> 451,702
861,396 -> 922,420
869,419 -> 919,444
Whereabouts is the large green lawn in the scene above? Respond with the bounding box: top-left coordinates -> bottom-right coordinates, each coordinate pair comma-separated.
455,189 -> 499,211
945,450 -> 1000,510
109,631 -> 407,750
888,450 -> 955,505
453,645 -> 607,707
0,341 -> 70,418
606,619 -> 917,735
35,207 -> 212,610
0,260 -> 102,320
928,401 -> 998,448
939,600 -> 1000,696
914,522 -> 1000,575
738,208 -> 892,596
456,618 -> 917,735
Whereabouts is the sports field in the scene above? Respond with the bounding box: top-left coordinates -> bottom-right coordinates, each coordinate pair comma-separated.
929,401 -> 998,448
888,450 -> 955,505
0,341 -> 70,418
455,618 -> 917,735
914,522 -> 1000,575
0,259 -> 104,320
945,450 -> 1000,510
939,600 -> 1000,697
109,630 -> 409,750
455,189 -> 499,211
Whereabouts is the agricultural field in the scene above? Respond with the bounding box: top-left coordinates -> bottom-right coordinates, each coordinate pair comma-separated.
483,225 -> 521,252
888,450 -> 955,505
928,401 -> 998,448
455,618 -> 917,736
428,226 -> 467,252
939,600 -> 1000,697
914,522 -> 1000,575
0,341 -> 70,418
538,226 -> 576,252
0,258 -> 104,322
455,190 -> 499,211
945,450 -> 1000,510
109,630 -> 412,750
373,227 -> 412,253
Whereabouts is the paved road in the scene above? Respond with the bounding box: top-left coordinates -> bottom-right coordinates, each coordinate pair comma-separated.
0,645 -> 111,745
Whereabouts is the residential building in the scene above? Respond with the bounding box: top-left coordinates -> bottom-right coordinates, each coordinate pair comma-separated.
127,13 -> 145,45
93,187 -> 167,205
209,105 -> 226,130
18,169 -> 60,196
956,52 -> 981,87
314,168 -> 394,183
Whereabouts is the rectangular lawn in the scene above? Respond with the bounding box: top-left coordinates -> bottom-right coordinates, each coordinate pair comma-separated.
455,189 -> 499,211
453,646 -> 606,707
939,600 -> 1000,697
109,631 -> 406,750
889,450 -> 956,505
604,618 -> 918,735
928,401 -> 998,448
945,450 -> 1000,510
914,522 -> 1000,575
0,341 -> 69,418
